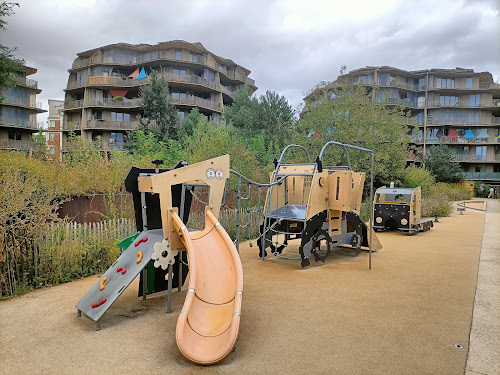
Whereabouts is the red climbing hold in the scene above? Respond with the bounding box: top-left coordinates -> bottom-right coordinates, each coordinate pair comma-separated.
92,297 -> 107,308
116,267 -> 127,275
134,237 -> 148,247
325,197 -> 329,201
325,218 -> 330,222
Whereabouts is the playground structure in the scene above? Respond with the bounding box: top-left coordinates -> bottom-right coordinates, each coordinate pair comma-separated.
258,141 -> 382,268
75,141 -> 383,365
373,186 -> 433,234
77,156 -> 243,365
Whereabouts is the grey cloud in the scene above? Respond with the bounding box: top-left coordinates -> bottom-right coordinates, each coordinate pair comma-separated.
3,0 -> 499,124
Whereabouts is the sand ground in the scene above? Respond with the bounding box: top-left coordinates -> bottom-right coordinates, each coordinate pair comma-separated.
0,207 -> 488,375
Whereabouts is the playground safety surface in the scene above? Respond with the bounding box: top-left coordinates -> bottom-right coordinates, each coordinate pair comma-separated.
0,207 -> 490,374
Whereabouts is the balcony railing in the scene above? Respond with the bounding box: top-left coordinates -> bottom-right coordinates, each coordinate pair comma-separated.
0,116 -> 38,129
479,82 -> 500,90
62,121 -> 81,130
87,76 -> 146,87
454,154 -> 500,162
428,116 -> 500,126
423,136 -> 500,144
431,100 -> 500,108
86,120 -> 139,131
0,139 -> 35,150
66,80 -> 87,90
465,172 -> 500,180
378,97 -> 419,108
2,98 -> 43,109
13,76 -> 38,89
64,99 -> 84,109
86,97 -> 141,108
171,96 -> 220,111
161,72 -> 219,90
221,86 -> 236,98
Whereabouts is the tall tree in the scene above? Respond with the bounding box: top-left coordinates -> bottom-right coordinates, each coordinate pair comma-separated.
425,145 -> 465,183
256,90 -> 295,148
295,81 -> 414,185
137,70 -> 179,142
0,2 -> 25,103
178,108 -> 205,142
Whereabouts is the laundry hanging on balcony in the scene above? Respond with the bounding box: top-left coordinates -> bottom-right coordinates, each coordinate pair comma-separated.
110,89 -> 128,98
136,68 -> 147,79
464,129 -> 476,139
477,129 -> 489,138
435,129 -> 444,137
448,129 -> 458,138
128,68 -> 140,79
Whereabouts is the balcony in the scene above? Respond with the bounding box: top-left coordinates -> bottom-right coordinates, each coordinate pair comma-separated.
221,86 -> 237,98
171,96 -> 220,111
0,116 -> 38,129
86,120 -> 139,131
423,136 -> 500,144
0,139 -> 34,150
465,172 -> 500,180
86,97 -> 141,108
161,72 -> 218,90
378,97 -> 419,108
64,99 -> 84,110
62,121 -> 81,131
87,76 -> 146,87
428,116 -> 500,126
66,80 -> 87,90
454,154 -> 500,162
2,97 -> 44,110
479,82 -> 500,90
431,100 -> 500,108
13,76 -> 38,90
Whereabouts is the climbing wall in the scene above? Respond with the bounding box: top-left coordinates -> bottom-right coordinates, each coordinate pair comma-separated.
75,229 -> 165,322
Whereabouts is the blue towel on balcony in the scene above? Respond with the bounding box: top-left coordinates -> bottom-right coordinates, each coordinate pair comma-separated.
137,67 -> 147,79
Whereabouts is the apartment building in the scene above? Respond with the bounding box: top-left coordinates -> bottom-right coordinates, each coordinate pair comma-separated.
46,99 -> 64,160
63,40 -> 257,153
0,66 -> 46,153
303,66 -> 500,183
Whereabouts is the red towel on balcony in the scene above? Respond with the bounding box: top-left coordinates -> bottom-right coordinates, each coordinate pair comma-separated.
128,68 -> 139,79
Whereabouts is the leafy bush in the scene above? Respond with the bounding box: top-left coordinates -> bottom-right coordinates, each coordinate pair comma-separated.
403,165 -> 434,197
429,183 -> 472,201
474,181 -> 491,198
421,196 -> 453,218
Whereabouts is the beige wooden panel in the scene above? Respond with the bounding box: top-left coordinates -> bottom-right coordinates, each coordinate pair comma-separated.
267,178 -> 287,212
328,171 -> 353,211
411,187 -> 422,223
350,172 -> 365,214
328,210 -> 342,236
276,164 -> 314,175
138,155 -> 230,245
305,171 -> 329,220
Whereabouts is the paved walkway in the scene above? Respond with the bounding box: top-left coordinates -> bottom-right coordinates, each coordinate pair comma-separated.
466,199 -> 500,375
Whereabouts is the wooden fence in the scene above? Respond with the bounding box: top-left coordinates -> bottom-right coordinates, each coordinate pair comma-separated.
43,218 -> 137,248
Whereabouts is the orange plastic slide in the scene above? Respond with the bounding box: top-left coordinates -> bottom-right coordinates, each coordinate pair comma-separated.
172,210 -> 243,365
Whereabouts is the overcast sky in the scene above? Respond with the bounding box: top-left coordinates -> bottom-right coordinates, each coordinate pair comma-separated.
3,0 -> 500,124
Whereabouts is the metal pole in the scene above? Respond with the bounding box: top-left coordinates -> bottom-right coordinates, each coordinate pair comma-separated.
167,264 -> 173,313
369,152 -> 374,270
247,184 -> 252,244
140,191 -> 148,300
222,179 -> 227,227
179,183 -> 186,222
236,176 -> 242,253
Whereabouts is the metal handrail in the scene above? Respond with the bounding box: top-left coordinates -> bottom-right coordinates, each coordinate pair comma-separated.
277,144 -> 311,164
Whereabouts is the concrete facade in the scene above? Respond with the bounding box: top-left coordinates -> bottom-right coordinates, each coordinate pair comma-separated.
63,40 -> 257,154
303,66 -> 500,184
46,99 -> 64,160
0,66 -> 46,153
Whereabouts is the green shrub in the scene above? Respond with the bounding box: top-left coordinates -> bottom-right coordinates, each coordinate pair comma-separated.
421,196 -> 453,218
474,181 -> 491,198
429,182 -> 472,201
403,165 -> 435,197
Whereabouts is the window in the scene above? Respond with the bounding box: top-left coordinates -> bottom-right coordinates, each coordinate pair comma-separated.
190,53 -> 200,63
8,131 -> 21,140
439,95 -> 458,106
48,146 -> 55,155
173,68 -> 187,75
389,74 -> 396,85
49,120 -> 56,128
212,113 -> 220,125
95,111 -> 102,120
360,75 -> 372,84
171,90 -> 186,100
469,94 -> 480,107
436,77 -> 455,88
49,133 -> 55,141
111,112 -> 130,122
475,164 -> 486,172
175,49 -> 182,60
379,74 -> 387,85
475,146 -> 487,161
177,111 -> 185,119
109,132 -> 124,150
466,77 -> 473,89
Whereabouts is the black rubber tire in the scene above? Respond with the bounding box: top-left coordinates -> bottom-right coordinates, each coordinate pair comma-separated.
312,229 -> 331,263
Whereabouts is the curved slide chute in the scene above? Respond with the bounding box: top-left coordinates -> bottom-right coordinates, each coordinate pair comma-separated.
172,210 -> 243,365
